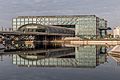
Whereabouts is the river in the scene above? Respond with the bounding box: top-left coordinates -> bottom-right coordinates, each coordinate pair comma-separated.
0,43 -> 120,80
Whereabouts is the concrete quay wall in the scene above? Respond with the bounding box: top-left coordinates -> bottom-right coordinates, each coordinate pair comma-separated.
70,41 -> 120,45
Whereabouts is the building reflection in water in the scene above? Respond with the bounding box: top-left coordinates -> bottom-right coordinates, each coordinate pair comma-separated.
12,43 -> 107,68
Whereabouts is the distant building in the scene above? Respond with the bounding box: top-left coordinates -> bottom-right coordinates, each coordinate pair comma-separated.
113,26 -> 120,38
12,15 -> 107,39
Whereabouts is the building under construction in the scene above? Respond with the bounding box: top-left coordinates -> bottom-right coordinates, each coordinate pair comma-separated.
12,15 -> 108,39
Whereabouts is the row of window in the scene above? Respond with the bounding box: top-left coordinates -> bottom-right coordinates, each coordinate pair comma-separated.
13,21 -> 77,25
13,18 -> 79,22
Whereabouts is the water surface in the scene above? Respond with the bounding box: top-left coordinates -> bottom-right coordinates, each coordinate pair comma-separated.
0,44 -> 120,80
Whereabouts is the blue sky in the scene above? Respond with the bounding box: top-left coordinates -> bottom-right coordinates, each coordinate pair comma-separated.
0,0 -> 119,28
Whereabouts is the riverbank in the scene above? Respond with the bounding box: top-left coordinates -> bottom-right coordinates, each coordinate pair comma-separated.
52,40 -> 120,45
70,40 -> 120,45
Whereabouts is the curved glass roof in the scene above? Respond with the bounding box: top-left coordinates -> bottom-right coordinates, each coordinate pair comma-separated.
18,24 -> 75,35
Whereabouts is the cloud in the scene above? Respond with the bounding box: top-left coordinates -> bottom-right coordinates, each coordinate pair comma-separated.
0,0 -> 120,28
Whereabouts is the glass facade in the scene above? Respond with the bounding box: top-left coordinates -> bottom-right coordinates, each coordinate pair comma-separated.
12,15 -> 107,39
76,16 -> 97,39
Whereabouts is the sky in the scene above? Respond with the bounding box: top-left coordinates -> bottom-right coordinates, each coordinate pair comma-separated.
0,0 -> 120,28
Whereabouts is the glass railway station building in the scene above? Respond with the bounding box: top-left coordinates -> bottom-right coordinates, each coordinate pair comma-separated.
12,15 -> 107,39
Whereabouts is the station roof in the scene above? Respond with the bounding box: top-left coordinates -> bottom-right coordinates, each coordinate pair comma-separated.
18,24 -> 75,36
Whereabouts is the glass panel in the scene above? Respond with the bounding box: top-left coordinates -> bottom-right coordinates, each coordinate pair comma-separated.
20,22 -> 25,25
17,22 -> 21,25
17,19 -> 20,21
45,18 -> 49,21
28,22 -> 33,24
33,22 -> 36,23
33,18 -> 36,21
29,18 -> 32,21
21,18 -> 24,21
25,18 -> 28,21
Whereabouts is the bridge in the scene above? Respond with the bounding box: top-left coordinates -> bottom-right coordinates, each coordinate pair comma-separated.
0,24 -> 75,50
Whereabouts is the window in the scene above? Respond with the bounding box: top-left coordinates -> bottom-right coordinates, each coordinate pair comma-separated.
21,18 -> 24,21
17,22 -> 21,25
25,18 -> 28,21
29,18 -> 32,21
33,18 -> 36,21
17,19 -> 20,21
